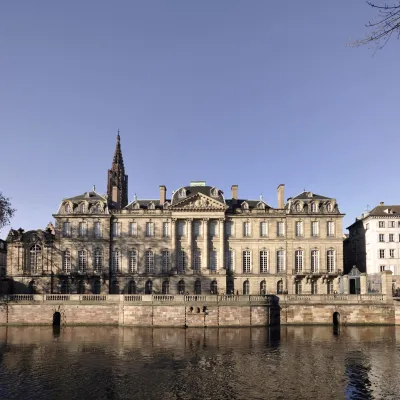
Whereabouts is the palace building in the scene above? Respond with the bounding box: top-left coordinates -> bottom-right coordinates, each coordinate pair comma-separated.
6,134 -> 344,295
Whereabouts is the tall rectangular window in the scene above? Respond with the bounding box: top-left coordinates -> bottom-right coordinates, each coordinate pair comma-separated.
311,221 -> 319,237
63,250 -> 71,273
277,250 -> 285,273
146,222 -> 154,237
379,249 -> 385,259
78,222 -> 87,237
209,221 -> 218,237
327,250 -> 335,272
78,250 -> 87,273
112,222 -> 120,237
225,221 -> 234,237
295,250 -> 303,272
295,222 -> 303,237
226,249 -> 234,271
193,221 -> 202,237
112,249 -> 120,272
94,221 -> 102,238
129,250 -> 137,273
389,221 -> 395,228
94,248 -> 102,273
193,250 -> 202,271
327,281 -> 334,294
260,250 -> 268,273
379,234 -> 385,242
129,221 -> 137,237
380,265 -> 386,272
277,222 -> 285,237
311,250 -> 319,272
260,222 -> 268,237
243,222 -> 251,237
243,250 -> 251,273
327,221 -> 335,237
162,250 -> 170,272
209,250 -> 218,271
389,234 -> 394,242
379,221 -> 385,228
145,250 -> 154,273
390,249 -> 395,258
63,222 -> 71,238
178,250 -> 186,273
177,221 -> 186,237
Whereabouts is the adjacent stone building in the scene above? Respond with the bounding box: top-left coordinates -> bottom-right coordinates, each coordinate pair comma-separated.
6,134 -> 344,295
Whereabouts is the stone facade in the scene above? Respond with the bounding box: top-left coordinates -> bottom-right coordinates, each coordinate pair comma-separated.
6,134 -> 344,296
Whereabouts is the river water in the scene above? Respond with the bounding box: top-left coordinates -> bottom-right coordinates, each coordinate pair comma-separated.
0,326 -> 399,399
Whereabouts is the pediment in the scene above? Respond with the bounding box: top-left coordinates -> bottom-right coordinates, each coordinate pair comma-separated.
171,193 -> 227,211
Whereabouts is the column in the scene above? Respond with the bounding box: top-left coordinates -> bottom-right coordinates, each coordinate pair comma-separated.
187,218 -> 193,272
203,218 -> 209,272
219,218 -> 225,273
171,218 -> 176,272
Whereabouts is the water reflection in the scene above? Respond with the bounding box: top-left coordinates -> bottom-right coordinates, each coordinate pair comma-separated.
0,326 -> 399,400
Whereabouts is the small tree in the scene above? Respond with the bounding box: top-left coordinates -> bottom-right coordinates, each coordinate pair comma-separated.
354,1 -> 400,49
0,192 -> 16,232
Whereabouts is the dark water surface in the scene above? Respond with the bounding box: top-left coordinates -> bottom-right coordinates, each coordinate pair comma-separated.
0,326 -> 399,400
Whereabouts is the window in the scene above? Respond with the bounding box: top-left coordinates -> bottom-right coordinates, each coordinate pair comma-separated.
94,221 -> 102,238
129,250 -> 137,273
260,250 -> 269,273
63,250 -> 71,273
389,221 -> 395,228
379,249 -> 385,259
260,280 -> 267,295
277,250 -> 285,273
145,280 -> 152,294
145,250 -> 154,273
64,203 -> 71,213
277,280 -> 283,294
295,281 -> 302,294
326,203 -> 333,212
260,222 -> 268,237
78,222 -> 87,237
311,203 -> 318,212
327,280 -> 334,294
194,280 -> 202,294
177,221 -> 186,237
277,222 -> 285,237
146,222 -> 154,237
311,221 -> 319,237
209,250 -> 218,271
112,222 -> 121,237
209,221 -> 218,237
162,250 -> 170,273
112,249 -> 120,273
225,221 -> 234,237
311,250 -> 319,273
390,249 -> 395,258
94,248 -> 102,273
243,222 -> 251,237
129,221 -> 137,237
178,280 -> 185,294
79,203 -> 86,213
327,221 -> 335,237
379,221 -> 385,228
379,234 -> 385,242
226,249 -> 234,271
161,221 -> 170,238
194,250 -> 202,271
295,221 -> 303,237
243,250 -> 251,273
210,280 -> 217,294
178,251 -> 186,273
327,250 -> 335,272
193,221 -> 202,237
128,280 -> 137,294
162,281 -> 169,294
295,203 -> 301,212
380,265 -> 386,272
243,280 -> 250,295
63,222 -> 71,237
78,250 -> 87,273
311,280 -> 318,295
389,234 -> 394,242
295,250 -> 303,273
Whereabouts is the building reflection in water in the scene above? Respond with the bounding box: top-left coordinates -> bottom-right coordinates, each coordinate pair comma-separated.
0,326 -> 398,400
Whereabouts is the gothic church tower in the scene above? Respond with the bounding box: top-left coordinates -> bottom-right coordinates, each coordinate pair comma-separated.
107,132 -> 128,209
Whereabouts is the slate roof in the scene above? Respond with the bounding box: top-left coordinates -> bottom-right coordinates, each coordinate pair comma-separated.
368,205 -> 400,216
64,191 -> 107,202
292,191 -> 331,200
171,186 -> 225,205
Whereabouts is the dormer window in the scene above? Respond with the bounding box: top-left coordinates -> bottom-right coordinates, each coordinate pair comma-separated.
210,187 -> 218,198
79,203 -> 86,213
257,202 -> 266,210
179,188 -> 186,198
64,203 -> 71,213
307,192 -> 313,198
148,202 -> 155,210
311,202 -> 318,212
326,203 -> 333,212
133,202 -> 140,210
295,203 -> 302,212
242,202 -> 249,211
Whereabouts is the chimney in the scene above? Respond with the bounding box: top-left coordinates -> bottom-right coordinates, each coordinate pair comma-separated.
231,185 -> 238,204
277,184 -> 285,209
159,185 -> 166,206
380,201 -> 384,205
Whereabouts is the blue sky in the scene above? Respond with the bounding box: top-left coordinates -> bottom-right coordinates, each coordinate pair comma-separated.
1,0 -> 399,238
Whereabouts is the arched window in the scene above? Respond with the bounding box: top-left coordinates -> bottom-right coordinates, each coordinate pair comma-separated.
194,279 -> 202,295
29,280 -> 36,294
162,280 -> 169,294
260,280 -> 267,295
295,203 -> 301,212
295,280 -> 302,295
227,279 -> 234,295
311,202 -> 318,212
64,203 -> 71,213
311,280 -> 318,295
61,280 -> 70,294
94,248 -> 102,273
111,280 -> 119,294
145,280 -> 152,294
179,188 -> 186,198
178,280 -> 185,295
243,280 -> 250,295
77,280 -> 85,294
93,280 -> 101,294
63,250 -> 71,273
277,280 -> 283,294
128,280 -> 137,294
30,244 -> 41,274
210,280 -> 217,294
327,202 -> 333,212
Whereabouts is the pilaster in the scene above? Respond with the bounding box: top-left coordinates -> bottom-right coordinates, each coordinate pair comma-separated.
187,218 -> 193,272
203,218 -> 209,272
219,218 -> 224,274
171,218 -> 176,272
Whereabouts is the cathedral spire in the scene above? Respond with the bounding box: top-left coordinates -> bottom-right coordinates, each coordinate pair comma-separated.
107,131 -> 128,209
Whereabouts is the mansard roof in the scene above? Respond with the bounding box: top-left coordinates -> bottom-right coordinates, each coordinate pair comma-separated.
292,191 -> 331,200
367,205 -> 400,217
64,191 -> 107,202
125,199 -> 168,210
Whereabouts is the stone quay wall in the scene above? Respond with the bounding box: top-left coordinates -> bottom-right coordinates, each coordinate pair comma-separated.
0,294 -> 397,327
